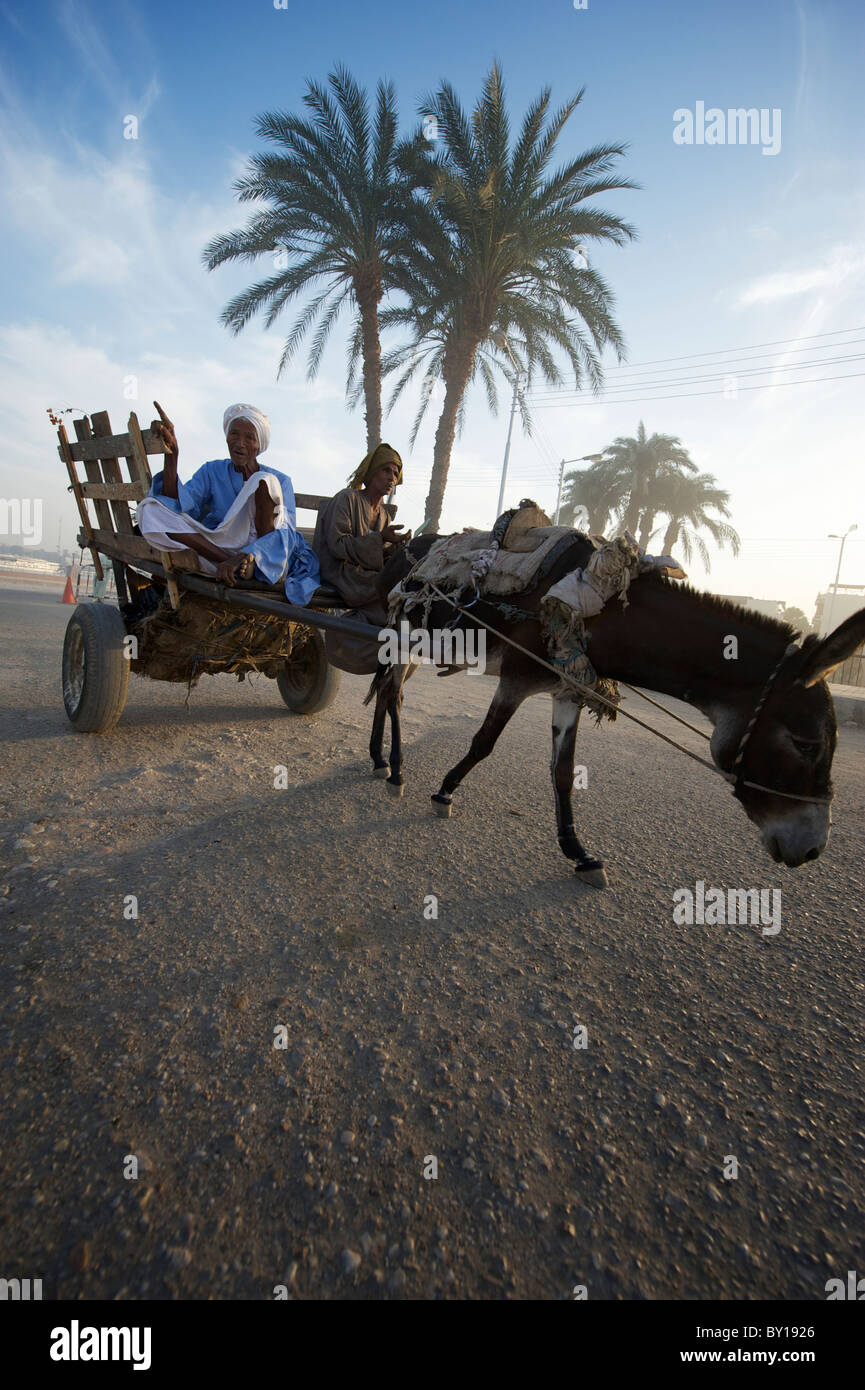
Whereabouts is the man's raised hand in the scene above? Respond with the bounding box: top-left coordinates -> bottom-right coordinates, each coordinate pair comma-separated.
151,401 -> 178,461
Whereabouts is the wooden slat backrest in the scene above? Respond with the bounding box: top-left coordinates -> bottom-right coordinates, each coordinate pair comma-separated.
79,482 -> 145,501
59,422 -> 103,581
67,428 -> 167,463
89,409 -> 136,535
127,411 -> 180,608
73,418 -> 114,535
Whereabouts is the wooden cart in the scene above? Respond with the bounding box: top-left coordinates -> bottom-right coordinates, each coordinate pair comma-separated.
57,408 -> 381,733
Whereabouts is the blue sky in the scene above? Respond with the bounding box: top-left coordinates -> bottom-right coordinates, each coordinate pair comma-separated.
1,0 -> 863,614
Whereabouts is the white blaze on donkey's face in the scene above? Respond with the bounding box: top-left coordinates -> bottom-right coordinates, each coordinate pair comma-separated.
757,801 -> 830,868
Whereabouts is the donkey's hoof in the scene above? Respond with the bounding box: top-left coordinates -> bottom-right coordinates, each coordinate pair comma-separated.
386,779 -> 404,798
372,765 -> 389,779
574,861 -> 608,889
431,794 -> 452,819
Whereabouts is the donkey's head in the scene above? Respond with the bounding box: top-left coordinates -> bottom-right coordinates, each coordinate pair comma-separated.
710,608 -> 865,866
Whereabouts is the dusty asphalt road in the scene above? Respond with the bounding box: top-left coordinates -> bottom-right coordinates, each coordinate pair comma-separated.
1,585 -> 863,1301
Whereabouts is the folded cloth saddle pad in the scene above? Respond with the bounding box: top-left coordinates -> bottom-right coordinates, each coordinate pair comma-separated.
408,524 -> 579,597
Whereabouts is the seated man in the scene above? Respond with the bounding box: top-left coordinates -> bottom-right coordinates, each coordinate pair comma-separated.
313,443 -> 409,610
137,402 -> 320,604
312,442 -> 411,672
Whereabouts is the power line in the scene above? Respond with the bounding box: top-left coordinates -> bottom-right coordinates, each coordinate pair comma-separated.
529,343 -> 865,397
521,414 -> 560,487
575,324 -> 865,376
528,409 -> 558,464
528,350 -> 865,402
533,411 -> 561,461
528,369 -> 865,410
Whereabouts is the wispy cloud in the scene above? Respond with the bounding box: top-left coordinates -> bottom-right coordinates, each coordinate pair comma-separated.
1,4 -> 27,37
54,0 -> 160,120
56,0 -> 124,105
735,244 -> 865,308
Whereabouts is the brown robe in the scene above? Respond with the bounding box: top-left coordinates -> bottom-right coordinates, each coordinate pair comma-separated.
313,488 -> 396,608
312,487 -> 396,674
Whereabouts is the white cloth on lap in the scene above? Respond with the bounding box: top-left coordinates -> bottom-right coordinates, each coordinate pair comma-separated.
137,471 -> 285,575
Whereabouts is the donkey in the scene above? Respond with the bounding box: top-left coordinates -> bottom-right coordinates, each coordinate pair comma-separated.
366,533 -> 865,887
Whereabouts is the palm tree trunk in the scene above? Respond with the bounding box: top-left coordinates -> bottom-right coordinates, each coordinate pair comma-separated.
662,519 -> 680,554
638,511 -> 656,552
622,474 -> 643,534
357,291 -> 382,450
424,349 -> 475,530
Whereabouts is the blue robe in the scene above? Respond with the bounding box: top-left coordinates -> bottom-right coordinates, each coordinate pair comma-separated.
148,459 -> 320,604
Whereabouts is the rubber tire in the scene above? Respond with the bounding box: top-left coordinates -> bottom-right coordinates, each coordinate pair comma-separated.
276,629 -> 341,714
62,602 -> 130,733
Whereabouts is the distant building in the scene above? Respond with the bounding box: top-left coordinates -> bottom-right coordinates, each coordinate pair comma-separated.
717,595 -> 785,619
0,552 -> 64,576
813,585 -> 865,638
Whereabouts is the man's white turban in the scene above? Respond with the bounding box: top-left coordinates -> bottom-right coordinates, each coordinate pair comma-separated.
223,403 -> 270,455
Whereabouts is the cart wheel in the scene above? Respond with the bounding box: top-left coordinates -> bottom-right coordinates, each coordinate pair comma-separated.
62,603 -> 130,733
276,629 -> 341,714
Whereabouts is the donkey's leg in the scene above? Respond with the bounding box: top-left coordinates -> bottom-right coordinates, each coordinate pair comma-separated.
431,678 -> 524,819
369,668 -> 390,778
385,694 -> 404,797
551,694 -> 607,888
385,662 -> 415,797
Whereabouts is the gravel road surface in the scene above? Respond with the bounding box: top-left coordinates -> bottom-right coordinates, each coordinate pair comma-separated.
1,586 -> 863,1300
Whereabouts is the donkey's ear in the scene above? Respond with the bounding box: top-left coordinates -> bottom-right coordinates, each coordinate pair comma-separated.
798,607 -> 865,688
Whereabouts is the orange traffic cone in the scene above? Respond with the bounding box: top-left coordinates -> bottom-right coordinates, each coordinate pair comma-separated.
61,576 -> 75,604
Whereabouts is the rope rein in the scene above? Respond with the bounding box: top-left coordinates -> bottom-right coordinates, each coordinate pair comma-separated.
420,578 -> 832,806
424,580 -> 719,774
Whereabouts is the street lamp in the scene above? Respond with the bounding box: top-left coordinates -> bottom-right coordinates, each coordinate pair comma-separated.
555,453 -> 605,526
825,523 -> 858,634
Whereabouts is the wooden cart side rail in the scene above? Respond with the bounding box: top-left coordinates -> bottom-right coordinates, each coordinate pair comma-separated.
178,575 -> 378,636
78,528 -> 200,571
294,493 -> 330,513
108,549 -> 385,638
294,493 -> 396,521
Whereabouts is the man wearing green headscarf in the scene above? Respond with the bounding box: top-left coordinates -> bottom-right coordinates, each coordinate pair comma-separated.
313,443 -> 409,608
312,443 -> 412,672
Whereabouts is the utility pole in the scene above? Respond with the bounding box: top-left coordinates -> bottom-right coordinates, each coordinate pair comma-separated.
496,373 -> 520,519
825,523 -> 858,634
554,459 -> 566,525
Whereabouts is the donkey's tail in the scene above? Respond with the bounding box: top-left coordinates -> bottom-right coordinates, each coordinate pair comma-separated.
364,662 -> 413,709
364,663 -> 391,708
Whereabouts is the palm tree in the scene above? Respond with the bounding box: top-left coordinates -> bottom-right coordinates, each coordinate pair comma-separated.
202,66 -> 423,449
781,605 -> 812,635
655,468 -> 740,572
381,64 -> 637,529
559,455 -> 632,533
601,421 -> 698,547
